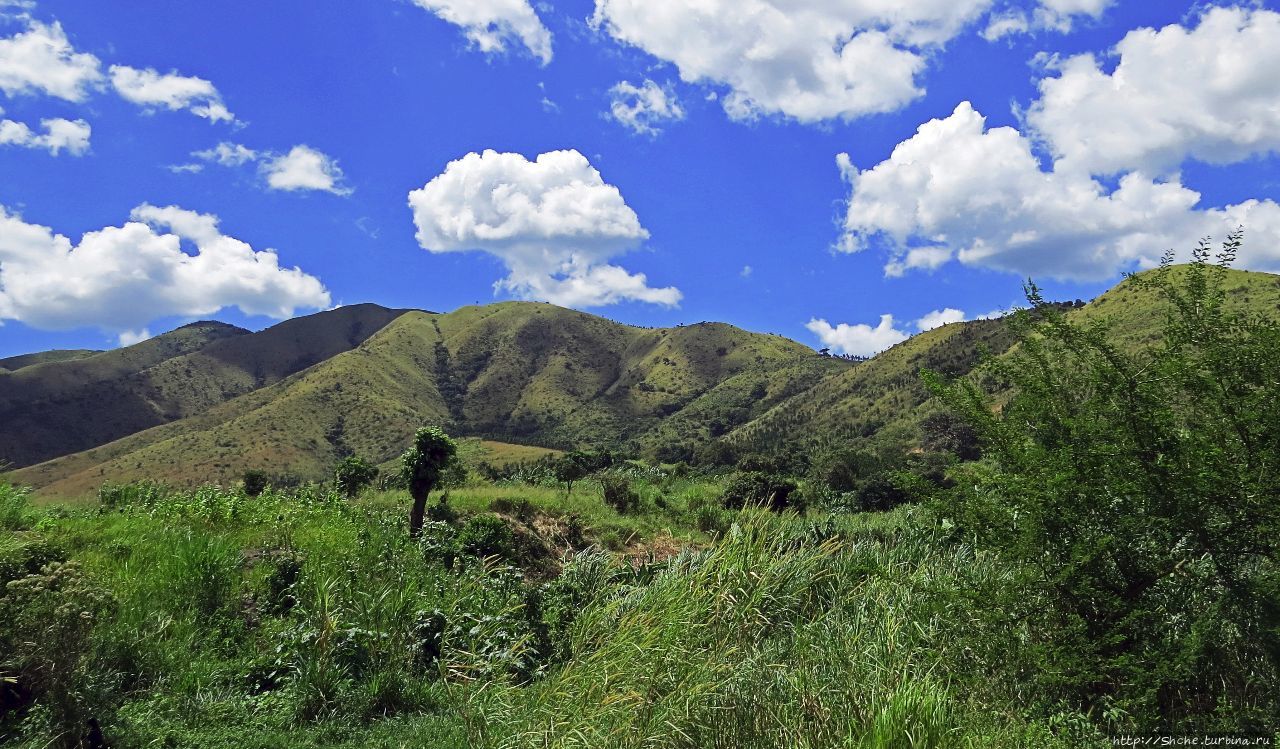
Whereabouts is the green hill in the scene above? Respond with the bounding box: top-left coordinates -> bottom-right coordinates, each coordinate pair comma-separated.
11,266 -> 1280,496
0,305 -> 408,469
14,303 -> 825,495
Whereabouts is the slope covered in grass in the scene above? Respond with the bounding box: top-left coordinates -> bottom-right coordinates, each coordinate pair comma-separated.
16,304 -> 820,495
0,305 -> 408,469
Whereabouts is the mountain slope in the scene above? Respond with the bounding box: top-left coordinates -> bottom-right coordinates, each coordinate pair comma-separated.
15,302 -> 824,495
0,349 -> 102,372
0,305 -> 408,468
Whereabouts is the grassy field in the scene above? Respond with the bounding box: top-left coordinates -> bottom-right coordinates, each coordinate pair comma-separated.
1,469 -> 1102,749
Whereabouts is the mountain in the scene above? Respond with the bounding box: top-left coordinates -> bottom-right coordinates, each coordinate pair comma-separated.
12,302 -> 830,495
10,266 -> 1280,497
0,305 -> 409,469
0,349 -> 102,372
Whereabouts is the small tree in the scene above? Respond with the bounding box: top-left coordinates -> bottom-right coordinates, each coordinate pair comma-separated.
242,469 -> 269,497
333,456 -> 379,498
401,427 -> 458,538
553,452 -> 591,498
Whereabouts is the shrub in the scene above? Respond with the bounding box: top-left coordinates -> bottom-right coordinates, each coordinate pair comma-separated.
0,481 -> 31,531
598,472 -> 639,515
721,471 -> 799,512
333,456 -> 379,498
457,514 -> 515,561
0,562 -> 116,739
926,241 -> 1280,730
242,469 -> 270,497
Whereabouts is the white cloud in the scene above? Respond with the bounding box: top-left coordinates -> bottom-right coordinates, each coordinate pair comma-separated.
262,145 -> 351,195
608,79 -> 685,135
837,102 -> 1280,280
408,149 -> 681,308
1027,6 -> 1280,176
0,204 -> 330,333
0,19 -> 102,101
740,265 -> 753,278
109,65 -> 235,123
411,0 -> 552,64
117,328 -> 151,347
983,0 -> 1110,39
807,315 -> 909,357
592,0 -> 1005,123
916,307 -> 966,330
0,108 -> 89,155
195,141 -> 258,166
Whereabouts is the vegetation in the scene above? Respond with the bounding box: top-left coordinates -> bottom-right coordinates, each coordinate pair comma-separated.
2,257 -> 1278,746
925,241 -> 1280,731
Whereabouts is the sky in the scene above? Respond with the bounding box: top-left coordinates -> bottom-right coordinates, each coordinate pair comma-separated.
2,0 -> 1280,358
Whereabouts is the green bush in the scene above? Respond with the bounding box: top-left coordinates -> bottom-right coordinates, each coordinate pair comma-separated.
457,514 -> 515,560
721,471 -> 800,512
333,456 -> 379,498
0,482 -> 32,531
927,242 -> 1280,731
0,562 -> 116,740
598,472 -> 639,514
242,469 -> 270,497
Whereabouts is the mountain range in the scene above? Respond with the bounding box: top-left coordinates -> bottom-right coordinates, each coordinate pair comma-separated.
5,266 -> 1279,497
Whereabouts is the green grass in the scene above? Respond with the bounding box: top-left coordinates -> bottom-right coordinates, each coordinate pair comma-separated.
1,471 -> 1104,749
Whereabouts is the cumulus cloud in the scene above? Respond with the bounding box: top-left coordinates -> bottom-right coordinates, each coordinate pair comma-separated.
0,19 -> 102,101
807,315 -> 909,357
188,142 -> 351,195
0,108 -> 89,154
410,0 -> 552,64
916,307 -> 966,330
837,102 -> 1280,280
109,65 -> 235,123
0,204 -> 330,334
608,79 -> 685,135
592,0 -> 988,122
1026,6 -> 1280,176
262,145 -> 351,195
408,149 -> 681,308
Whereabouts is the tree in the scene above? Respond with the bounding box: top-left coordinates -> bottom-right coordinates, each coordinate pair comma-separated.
553,451 -> 592,498
924,235 -> 1280,730
242,469 -> 269,497
333,456 -> 379,498
401,427 -> 458,538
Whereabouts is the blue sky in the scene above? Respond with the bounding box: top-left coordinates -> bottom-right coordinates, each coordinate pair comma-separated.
2,0 -> 1279,358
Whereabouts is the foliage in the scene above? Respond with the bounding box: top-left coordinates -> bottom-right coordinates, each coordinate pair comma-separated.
457,515 -> 515,561
401,427 -> 459,538
721,471 -> 800,512
925,238 -> 1280,731
333,456 -> 379,498
597,471 -> 639,515
0,562 -> 116,744
242,469 -> 270,498
0,481 -> 32,531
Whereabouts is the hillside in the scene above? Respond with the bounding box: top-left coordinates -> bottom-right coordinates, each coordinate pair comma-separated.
11,266 -> 1280,496
0,349 -> 101,372
0,305 -> 408,469
726,265 -> 1280,456
14,303 -> 830,495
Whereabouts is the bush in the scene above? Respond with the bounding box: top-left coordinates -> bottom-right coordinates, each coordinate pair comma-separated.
457,514 -> 515,561
242,469 -> 270,497
0,562 -> 116,739
0,481 -> 31,531
927,242 -> 1280,730
598,472 -> 639,515
333,456 -> 379,498
721,471 -> 799,512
